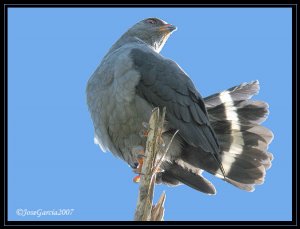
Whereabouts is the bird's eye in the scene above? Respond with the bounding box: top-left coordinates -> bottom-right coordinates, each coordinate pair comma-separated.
146,19 -> 156,24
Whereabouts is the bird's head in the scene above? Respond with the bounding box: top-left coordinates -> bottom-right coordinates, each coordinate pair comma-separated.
127,18 -> 177,53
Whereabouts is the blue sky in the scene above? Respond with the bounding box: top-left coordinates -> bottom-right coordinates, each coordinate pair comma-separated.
8,7 -> 292,221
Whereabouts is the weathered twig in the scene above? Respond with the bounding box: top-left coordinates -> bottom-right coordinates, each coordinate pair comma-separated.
151,191 -> 166,221
134,107 -> 169,221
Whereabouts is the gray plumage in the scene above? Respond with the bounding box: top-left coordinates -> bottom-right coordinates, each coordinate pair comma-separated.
86,18 -> 274,194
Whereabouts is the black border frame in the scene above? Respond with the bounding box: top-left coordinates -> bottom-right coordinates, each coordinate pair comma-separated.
2,3 -> 297,227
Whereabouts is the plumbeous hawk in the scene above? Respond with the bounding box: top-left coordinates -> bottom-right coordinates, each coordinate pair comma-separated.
86,18 -> 274,194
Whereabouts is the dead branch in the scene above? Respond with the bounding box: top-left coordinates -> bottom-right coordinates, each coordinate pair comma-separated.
134,107 -> 169,221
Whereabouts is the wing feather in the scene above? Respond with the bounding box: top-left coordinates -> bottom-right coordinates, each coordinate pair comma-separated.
130,48 -> 223,166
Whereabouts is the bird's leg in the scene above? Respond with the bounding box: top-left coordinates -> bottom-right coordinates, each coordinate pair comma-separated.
133,123 -> 166,182
133,122 -> 150,183
132,146 -> 146,183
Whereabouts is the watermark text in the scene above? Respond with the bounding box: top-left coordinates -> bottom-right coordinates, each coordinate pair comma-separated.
16,208 -> 75,217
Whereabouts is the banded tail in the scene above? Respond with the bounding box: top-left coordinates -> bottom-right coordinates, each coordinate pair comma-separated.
207,80 -> 274,190
177,80 -> 274,193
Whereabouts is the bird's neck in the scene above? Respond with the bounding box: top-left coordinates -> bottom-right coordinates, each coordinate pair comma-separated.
108,33 -> 159,54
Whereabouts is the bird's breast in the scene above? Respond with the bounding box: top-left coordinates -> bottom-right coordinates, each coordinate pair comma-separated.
87,63 -> 153,165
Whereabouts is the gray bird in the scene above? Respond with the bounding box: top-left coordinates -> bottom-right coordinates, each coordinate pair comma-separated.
86,18 -> 274,194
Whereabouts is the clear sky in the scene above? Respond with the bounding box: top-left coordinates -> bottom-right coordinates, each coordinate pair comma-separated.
8,7 -> 292,221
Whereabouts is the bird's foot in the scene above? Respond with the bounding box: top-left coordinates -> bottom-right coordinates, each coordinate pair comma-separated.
132,146 -> 145,183
132,170 -> 146,183
133,175 -> 141,183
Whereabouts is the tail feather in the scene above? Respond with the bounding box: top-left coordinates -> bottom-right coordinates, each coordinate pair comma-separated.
181,147 -> 267,185
204,80 -> 260,108
223,178 -> 255,192
157,161 -> 216,195
181,80 -> 273,192
208,100 -> 269,125
217,130 -> 271,151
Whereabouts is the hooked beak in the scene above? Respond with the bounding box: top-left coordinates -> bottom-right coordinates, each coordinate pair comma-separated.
159,23 -> 177,33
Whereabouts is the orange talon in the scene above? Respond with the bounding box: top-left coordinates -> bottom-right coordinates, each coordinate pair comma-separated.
132,156 -> 145,183
133,175 -> 141,183
132,146 -> 145,182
